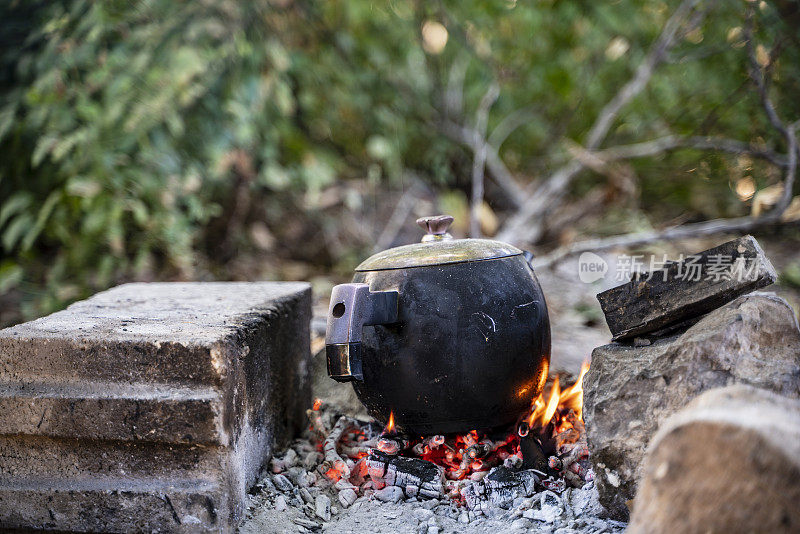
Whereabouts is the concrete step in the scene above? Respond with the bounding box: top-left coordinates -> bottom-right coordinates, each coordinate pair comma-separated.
0,478 -> 228,533
0,380 -> 224,444
0,282 -> 312,532
0,281 -> 310,386
0,435 -> 224,483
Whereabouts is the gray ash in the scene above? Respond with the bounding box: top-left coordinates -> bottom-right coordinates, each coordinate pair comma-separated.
242,375 -> 626,533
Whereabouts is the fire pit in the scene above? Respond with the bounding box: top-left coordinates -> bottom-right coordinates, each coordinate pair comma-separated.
247,363 -> 624,534
243,234 -> 796,534
310,363 -> 591,505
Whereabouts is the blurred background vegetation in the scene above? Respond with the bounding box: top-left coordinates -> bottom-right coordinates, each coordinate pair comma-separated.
1,0 -> 799,326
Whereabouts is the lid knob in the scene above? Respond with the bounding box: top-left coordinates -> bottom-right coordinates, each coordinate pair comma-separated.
416,215 -> 454,242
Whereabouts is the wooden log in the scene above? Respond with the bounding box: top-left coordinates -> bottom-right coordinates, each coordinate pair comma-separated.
596,235 -> 776,341
628,385 -> 800,534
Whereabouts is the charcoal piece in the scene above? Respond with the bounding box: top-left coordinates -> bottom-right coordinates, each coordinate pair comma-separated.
541,478 -> 567,493
273,474 -> 294,492
292,517 -> 321,530
462,484 -> 482,510
367,449 -> 443,499
338,488 -> 357,508
361,422 -> 385,440
520,434 -> 552,474
314,494 -> 331,522
366,450 -> 388,479
516,470 -> 539,495
375,485 -> 404,503
481,467 -> 540,509
596,235 -> 776,341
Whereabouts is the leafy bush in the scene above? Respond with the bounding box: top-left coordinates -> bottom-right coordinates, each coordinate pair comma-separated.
1,0 -> 797,321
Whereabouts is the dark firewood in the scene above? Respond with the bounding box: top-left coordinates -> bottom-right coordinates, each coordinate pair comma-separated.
367,449 -> 443,499
596,235 -> 777,341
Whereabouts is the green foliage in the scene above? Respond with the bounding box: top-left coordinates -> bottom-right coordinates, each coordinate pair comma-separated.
781,262 -> 800,289
0,0 -> 797,320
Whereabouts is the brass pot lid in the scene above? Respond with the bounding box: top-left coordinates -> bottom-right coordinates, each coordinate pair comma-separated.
355,215 -> 522,271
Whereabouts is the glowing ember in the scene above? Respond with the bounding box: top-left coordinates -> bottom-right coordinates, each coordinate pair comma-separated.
309,362 -> 593,497
382,362 -> 591,484
312,398 -> 322,411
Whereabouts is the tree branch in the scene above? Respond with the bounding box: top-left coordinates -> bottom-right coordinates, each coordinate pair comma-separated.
497,0 -> 707,244
584,0 -> 704,149
744,6 -> 796,215
440,119 -> 527,206
487,105 -> 540,150
445,53 -> 470,119
471,82 -> 500,237
374,178 -> 425,253
533,214 -> 798,270
535,127 -> 799,269
590,135 -> 789,168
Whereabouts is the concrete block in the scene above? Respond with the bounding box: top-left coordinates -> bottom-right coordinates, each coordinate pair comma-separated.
0,282 -> 312,532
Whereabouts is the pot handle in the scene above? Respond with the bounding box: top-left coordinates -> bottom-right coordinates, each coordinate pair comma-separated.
325,283 -> 399,382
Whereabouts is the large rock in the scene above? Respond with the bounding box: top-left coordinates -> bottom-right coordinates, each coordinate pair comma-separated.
583,292 -> 800,519
0,282 -> 311,533
628,385 -> 800,533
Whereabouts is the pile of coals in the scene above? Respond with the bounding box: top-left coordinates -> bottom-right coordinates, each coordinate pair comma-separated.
242,386 -> 626,533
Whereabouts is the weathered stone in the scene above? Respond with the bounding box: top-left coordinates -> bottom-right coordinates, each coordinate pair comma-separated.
629,385 -> 800,534
583,293 -> 800,519
0,282 -> 312,533
597,235 -> 776,341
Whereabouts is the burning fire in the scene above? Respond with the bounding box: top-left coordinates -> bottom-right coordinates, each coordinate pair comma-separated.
384,411 -> 395,434
384,362 -> 591,485
529,361 -> 589,430
310,362 -> 593,497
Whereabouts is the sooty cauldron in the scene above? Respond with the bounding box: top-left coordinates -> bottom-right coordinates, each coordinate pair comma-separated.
325,215 -> 550,435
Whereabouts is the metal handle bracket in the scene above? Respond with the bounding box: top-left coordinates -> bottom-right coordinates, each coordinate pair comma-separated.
325,283 -> 399,382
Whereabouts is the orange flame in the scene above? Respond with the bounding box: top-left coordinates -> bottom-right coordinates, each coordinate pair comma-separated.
385,411 -> 395,434
543,379 -> 560,424
312,398 -> 322,411
527,360 -> 589,428
559,361 -> 589,420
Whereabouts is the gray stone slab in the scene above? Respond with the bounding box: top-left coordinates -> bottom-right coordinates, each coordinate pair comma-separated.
0,381 -> 222,443
0,282 -> 312,533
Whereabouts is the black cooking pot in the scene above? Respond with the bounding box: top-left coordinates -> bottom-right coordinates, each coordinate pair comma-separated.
325,215 -> 550,435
